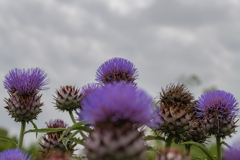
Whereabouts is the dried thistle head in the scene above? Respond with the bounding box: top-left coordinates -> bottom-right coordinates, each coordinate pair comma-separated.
159,83 -> 194,108
154,83 -> 195,144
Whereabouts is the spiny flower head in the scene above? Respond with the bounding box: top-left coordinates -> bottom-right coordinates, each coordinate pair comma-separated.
159,83 -> 194,107
40,119 -> 73,157
79,82 -> 154,127
46,119 -> 68,129
196,90 -> 238,121
196,90 -> 239,137
4,92 -> 43,122
224,141 -> 240,160
154,83 -> 195,143
95,57 -> 138,84
4,67 -> 50,96
0,148 -> 34,160
45,119 -> 68,140
54,85 -> 81,111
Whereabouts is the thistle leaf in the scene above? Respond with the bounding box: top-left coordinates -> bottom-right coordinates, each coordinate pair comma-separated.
183,141 -> 215,160
59,122 -> 90,140
0,134 -> 17,146
24,128 -> 65,134
221,141 -> 231,149
69,137 -> 85,145
30,120 -> 38,138
62,131 -> 78,150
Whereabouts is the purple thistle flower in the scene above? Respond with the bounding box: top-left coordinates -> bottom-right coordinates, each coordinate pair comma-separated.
95,57 -> 138,84
80,83 -> 101,101
40,119 -> 74,157
196,90 -> 238,120
224,141 -> 240,160
79,82 -> 154,127
4,67 -> 50,95
196,90 -> 239,136
0,148 -> 34,160
45,119 -> 68,128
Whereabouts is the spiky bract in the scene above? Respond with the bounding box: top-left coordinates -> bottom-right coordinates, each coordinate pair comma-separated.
4,68 -> 50,95
0,148 -> 34,160
40,119 -> 74,158
4,92 -> 43,122
196,90 -> 239,138
155,83 -> 195,144
95,57 -> 138,84
223,141 -> 240,160
183,101 -> 209,143
79,82 -> 153,128
54,85 -> 81,111
85,126 -> 146,160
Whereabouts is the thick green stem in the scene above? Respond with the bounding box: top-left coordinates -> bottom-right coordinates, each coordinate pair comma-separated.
69,110 -> 87,139
69,110 -> 76,124
17,121 -> 26,148
165,134 -> 173,149
216,135 -> 222,160
185,144 -> 191,156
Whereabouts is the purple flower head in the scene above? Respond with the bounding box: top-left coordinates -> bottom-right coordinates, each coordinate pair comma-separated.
80,83 -> 101,101
0,148 -> 34,160
79,82 -> 154,127
46,119 -> 68,129
196,90 -> 239,136
4,68 -> 50,96
95,57 -> 138,84
196,90 -> 238,120
224,141 -> 240,160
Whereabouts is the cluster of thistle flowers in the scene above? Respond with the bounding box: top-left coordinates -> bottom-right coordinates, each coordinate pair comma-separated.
153,83 -> 240,160
1,58 -> 240,160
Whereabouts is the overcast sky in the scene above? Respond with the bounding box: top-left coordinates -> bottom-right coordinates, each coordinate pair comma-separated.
0,0 -> 240,150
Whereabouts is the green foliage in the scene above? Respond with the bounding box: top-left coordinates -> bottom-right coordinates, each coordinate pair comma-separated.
183,142 -> 215,160
0,128 -> 18,152
24,128 -> 66,135
0,127 -> 40,157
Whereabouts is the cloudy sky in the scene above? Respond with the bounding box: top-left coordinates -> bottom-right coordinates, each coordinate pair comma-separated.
0,0 -> 240,150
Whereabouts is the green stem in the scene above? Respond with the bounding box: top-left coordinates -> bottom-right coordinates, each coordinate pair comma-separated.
185,144 -> 191,156
165,134 -> 173,149
17,121 -> 26,148
69,110 -> 76,124
216,135 -> 222,160
69,110 -> 87,139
